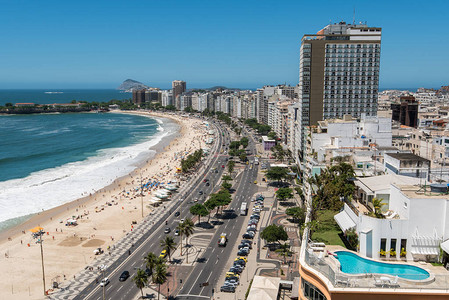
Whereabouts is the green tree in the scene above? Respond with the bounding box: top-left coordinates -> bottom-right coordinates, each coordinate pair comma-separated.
190,204 -> 209,224
165,104 -> 176,111
308,161 -> 355,219
229,141 -> 241,150
260,224 -> 288,245
271,144 -> 285,162
267,131 -> 277,140
152,263 -> 167,300
276,187 -> 294,201
239,153 -> 247,162
222,182 -> 232,190
222,175 -> 232,182
204,199 -> 217,222
257,124 -> 271,135
275,243 -> 292,264
144,252 -> 157,275
266,167 -> 288,183
160,236 -> 177,262
227,160 -> 235,174
285,206 -> 306,224
240,137 -> 249,148
132,268 -> 148,299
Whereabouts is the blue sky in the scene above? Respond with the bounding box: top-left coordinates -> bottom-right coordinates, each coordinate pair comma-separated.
1,0 -> 448,89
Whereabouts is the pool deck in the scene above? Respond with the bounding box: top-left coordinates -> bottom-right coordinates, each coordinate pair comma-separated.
308,245 -> 449,291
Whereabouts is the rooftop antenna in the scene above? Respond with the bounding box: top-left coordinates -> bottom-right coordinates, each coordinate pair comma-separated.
353,7 -> 356,24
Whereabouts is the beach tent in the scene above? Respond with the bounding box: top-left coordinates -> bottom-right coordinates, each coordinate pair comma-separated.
66,219 -> 78,226
155,194 -> 169,199
30,226 -> 44,233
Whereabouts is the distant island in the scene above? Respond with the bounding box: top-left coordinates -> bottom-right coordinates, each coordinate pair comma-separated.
117,79 -> 149,92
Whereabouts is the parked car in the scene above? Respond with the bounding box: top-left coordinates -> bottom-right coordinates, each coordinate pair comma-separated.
241,239 -> 253,246
119,271 -> 130,282
145,268 -> 152,277
174,229 -> 180,236
242,233 -> 254,239
237,249 -> 249,256
159,250 -> 167,258
220,285 -> 236,293
229,266 -> 242,274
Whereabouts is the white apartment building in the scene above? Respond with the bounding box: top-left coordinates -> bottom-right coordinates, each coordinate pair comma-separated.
306,115 -> 392,163
161,90 -> 173,107
336,175 -> 447,261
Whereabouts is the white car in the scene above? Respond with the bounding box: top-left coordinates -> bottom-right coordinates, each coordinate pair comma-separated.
100,277 -> 110,287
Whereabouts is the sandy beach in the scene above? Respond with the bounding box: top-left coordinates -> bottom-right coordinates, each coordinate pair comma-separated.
0,111 -> 209,299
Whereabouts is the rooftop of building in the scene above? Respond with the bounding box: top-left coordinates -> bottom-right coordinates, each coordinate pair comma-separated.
396,184 -> 449,200
386,152 -> 430,162
262,136 -> 275,142
355,174 -> 423,194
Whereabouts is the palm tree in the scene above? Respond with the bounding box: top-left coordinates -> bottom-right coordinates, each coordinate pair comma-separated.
152,263 -> 168,300
372,198 -> 386,219
180,218 -> 195,262
176,222 -> 186,255
144,252 -> 157,276
160,236 -> 177,262
275,243 -> 292,264
132,268 -> 148,299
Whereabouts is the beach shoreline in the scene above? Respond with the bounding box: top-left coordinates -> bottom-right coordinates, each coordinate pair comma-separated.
0,110 -> 208,299
0,110 -> 180,243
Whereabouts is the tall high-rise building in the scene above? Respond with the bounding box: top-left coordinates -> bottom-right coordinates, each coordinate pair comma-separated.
298,21 -> 382,159
172,80 -> 186,109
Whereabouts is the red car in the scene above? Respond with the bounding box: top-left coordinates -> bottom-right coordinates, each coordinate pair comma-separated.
222,165 -> 225,168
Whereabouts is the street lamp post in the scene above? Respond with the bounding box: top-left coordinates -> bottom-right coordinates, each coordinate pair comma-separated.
39,231 -> 46,297
31,229 -> 46,296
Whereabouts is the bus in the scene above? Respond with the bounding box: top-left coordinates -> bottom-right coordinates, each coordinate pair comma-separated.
240,202 -> 248,216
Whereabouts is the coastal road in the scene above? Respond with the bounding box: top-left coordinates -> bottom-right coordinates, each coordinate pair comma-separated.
176,130 -> 259,300
73,118 -> 231,300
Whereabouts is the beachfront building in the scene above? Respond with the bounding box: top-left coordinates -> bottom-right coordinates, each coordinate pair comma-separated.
161,90 -> 173,107
172,80 -> 186,110
297,21 -> 382,159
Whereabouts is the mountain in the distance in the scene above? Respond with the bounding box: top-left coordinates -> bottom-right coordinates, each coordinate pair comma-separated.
117,79 -> 149,91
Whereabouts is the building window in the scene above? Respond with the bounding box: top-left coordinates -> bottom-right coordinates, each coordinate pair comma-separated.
302,279 -> 327,300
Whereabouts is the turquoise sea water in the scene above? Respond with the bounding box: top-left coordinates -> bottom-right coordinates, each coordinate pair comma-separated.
0,112 -> 175,228
0,89 -> 132,106
335,251 -> 430,280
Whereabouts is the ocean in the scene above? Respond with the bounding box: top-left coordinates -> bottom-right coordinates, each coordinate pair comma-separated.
0,89 -> 132,106
0,111 -> 177,231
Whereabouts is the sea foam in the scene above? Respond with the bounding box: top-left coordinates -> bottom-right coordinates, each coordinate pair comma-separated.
0,127 -> 170,225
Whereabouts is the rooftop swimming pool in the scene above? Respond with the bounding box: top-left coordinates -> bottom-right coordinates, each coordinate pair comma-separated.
335,251 -> 430,280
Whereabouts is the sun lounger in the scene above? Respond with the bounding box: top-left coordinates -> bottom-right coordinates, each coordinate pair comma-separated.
389,276 -> 400,288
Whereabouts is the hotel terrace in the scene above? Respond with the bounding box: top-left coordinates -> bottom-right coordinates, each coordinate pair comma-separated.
298,176 -> 449,299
